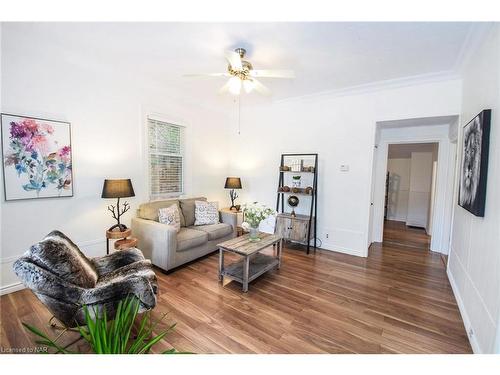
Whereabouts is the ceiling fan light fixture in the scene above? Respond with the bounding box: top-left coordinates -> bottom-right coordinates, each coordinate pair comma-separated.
228,76 -> 242,95
242,79 -> 255,93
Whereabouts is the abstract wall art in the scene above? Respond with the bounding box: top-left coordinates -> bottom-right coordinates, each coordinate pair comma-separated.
1,113 -> 73,201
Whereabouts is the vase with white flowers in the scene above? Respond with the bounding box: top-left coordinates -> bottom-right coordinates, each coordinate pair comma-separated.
241,202 -> 276,242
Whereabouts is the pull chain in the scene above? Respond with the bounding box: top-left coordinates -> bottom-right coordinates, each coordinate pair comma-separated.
238,94 -> 241,135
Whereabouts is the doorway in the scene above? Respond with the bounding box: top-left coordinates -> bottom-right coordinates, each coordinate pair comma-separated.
383,142 -> 438,250
369,115 -> 459,255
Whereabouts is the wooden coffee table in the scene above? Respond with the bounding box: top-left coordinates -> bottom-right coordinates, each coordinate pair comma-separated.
217,233 -> 283,292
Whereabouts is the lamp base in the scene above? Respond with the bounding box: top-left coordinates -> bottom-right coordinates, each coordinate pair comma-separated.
108,223 -> 128,232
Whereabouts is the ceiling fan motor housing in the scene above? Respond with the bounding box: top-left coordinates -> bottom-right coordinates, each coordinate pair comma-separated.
228,60 -> 253,80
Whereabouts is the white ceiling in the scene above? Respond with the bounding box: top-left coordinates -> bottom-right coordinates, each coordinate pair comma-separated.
4,22 -> 483,101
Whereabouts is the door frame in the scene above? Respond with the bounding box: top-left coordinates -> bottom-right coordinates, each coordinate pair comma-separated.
370,134 -> 457,254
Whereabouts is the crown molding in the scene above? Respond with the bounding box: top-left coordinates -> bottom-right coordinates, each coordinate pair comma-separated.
274,70 -> 461,104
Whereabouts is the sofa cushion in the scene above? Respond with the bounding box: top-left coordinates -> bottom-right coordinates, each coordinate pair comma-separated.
158,205 -> 181,232
28,230 -> 98,288
179,197 -> 207,227
194,201 -> 220,226
176,228 -> 208,252
188,223 -> 233,241
139,199 -> 185,226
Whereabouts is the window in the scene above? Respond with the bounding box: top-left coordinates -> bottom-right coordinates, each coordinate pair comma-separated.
147,117 -> 184,199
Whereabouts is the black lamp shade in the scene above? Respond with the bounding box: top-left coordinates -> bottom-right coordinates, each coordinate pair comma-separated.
101,179 -> 135,198
224,177 -> 242,189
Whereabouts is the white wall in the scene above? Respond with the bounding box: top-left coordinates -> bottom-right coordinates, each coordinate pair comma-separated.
0,24 -> 232,293
386,158 -> 410,221
447,25 -> 500,354
229,79 -> 462,257
406,151 -> 433,228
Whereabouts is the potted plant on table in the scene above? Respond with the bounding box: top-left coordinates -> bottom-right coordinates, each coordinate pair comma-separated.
241,202 -> 276,242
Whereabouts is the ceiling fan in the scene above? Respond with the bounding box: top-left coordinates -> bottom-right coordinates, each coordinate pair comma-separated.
184,47 -> 295,96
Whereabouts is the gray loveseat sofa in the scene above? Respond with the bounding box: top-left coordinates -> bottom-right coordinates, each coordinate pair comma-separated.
131,197 -> 236,272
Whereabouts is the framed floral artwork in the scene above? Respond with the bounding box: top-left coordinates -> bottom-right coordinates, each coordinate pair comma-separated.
1,113 -> 73,201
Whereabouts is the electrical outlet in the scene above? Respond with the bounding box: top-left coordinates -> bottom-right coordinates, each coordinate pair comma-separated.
325,233 -> 329,239
468,328 -> 474,337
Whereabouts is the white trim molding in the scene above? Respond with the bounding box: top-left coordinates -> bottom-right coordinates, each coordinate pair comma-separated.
447,267 -> 481,353
0,282 -> 24,296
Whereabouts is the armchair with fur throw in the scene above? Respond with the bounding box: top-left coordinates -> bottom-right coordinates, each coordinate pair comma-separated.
13,230 -> 158,327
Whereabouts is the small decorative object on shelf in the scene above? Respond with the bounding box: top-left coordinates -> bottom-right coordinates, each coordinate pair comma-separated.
280,165 -> 291,171
291,187 -> 299,193
101,179 -> 135,231
302,166 -> 315,172
241,202 -> 276,242
290,159 -> 303,172
292,175 -> 301,188
282,185 -> 290,192
287,195 -> 299,217
305,186 -> 314,195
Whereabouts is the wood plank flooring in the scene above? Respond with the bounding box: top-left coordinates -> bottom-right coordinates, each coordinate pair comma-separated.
0,224 -> 471,354
383,220 -> 431,250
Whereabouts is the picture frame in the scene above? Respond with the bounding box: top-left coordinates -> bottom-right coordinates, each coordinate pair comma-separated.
458,109 -> 491,217
1,113 -> 73,201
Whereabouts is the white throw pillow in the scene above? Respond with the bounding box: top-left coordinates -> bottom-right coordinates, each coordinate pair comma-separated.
158,205 -> 181,232
194,201 -> 219,226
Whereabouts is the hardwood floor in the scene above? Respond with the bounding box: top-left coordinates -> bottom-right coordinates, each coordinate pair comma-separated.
0,228 -> 471,354
383,220 -> 431,250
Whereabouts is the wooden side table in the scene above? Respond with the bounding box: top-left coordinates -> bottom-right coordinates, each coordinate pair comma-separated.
220,207 -> 244,235
106,228 -> 134,254
114,237 -> 138,250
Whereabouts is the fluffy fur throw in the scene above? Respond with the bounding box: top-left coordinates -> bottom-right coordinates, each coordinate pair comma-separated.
13,230 -> 158,327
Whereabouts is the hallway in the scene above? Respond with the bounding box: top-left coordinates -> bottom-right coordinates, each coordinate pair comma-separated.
383,220 -> 431,251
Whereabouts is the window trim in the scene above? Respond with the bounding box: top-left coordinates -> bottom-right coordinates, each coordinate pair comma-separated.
146,115 -> 186,200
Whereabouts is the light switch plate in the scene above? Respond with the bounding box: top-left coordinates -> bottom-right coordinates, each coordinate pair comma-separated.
340,164 -> 349,172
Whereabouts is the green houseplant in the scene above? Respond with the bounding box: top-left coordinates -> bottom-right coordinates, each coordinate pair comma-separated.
23,295 -> 183,354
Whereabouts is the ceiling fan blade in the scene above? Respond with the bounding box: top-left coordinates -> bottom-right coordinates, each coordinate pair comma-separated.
218,80 -> 232,94
249,69 -> 295,78
252,78 -> 272,96
183,73 -> 230,78
224,50 -> 243,71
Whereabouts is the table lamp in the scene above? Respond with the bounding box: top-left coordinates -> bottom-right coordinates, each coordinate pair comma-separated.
224,177 -> 242,211
101,179 -> 135,231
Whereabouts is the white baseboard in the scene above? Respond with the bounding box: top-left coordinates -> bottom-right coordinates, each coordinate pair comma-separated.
320,242 -> 366,257
0,282 -> 25,296
447,267 -> 481,353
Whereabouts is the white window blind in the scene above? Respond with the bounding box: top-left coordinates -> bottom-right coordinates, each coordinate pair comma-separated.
148,118 -> 184,198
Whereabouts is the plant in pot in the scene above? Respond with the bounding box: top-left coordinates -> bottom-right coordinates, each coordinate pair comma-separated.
22,295 -> 185,354
292,175 -> 301,188
241,202 -> 276,242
